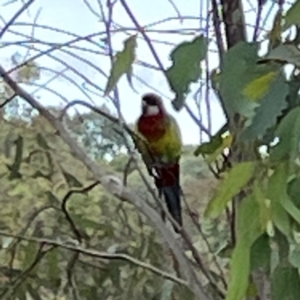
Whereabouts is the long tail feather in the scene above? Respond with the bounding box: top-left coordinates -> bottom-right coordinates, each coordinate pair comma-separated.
154,163 -> 182,232
162,185 -> 182,232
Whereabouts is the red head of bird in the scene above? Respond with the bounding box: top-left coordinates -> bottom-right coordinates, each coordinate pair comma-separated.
138,93 -> 167,140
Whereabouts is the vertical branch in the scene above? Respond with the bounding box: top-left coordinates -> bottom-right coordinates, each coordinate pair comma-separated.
211,0 -> 225,65
253,0 -> 267,41
220,0 -> 247,48
204,1 -> 212,135
215,0 -> 247,248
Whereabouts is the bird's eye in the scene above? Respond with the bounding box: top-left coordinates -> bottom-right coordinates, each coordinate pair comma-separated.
143,95 -> 157,106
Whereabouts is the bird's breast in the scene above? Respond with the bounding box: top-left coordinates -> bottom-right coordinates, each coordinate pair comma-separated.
137,115 -> 166,142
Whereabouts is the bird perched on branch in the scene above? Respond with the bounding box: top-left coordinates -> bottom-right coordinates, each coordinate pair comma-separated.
134,93 -> 183,232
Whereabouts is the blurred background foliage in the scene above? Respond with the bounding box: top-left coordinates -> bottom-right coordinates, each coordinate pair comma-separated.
3,0 -> 300,299
0,55 -> 224,300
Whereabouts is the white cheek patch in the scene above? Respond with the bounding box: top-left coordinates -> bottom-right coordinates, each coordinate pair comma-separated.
146,105 -> 160,115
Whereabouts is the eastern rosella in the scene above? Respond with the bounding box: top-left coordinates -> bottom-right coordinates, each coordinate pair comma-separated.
135,93 -> 183,232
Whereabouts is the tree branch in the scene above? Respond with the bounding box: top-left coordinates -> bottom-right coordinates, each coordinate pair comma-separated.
0,63 -> 212,300
0,231 -> 188,287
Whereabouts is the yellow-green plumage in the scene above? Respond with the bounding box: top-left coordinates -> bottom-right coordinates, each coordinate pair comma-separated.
134,114 -> 182,164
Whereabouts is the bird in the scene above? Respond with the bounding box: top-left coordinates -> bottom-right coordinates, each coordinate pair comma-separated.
134,93 -> 183,232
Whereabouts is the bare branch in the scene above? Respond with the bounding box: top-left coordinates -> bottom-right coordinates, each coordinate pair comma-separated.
0,63 -> 212,300
119,0 -> 211,137
0,0 -> 36,39
0,231 -> 189,287
61,181 -> 100,243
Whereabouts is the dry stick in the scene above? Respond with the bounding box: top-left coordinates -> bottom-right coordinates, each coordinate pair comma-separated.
118,1 -> 225,297
252,0 -> 265,41
117,0 -> 212,184
59,98 -> 166,215
166,0 -> 183,22
15,20 -> 203,35
0,243 -> 54,300
0,231 -> 188,287
143,16 -> 206,28
119,0 -> 211,137
0,93 -> 16,108
0,0 -> 36,39
61,181 -> 100,243
0,65 -> 211,300
34,66 -> 93,101
4,29 -> 108,79
99,0 -> 159,206
211,0 -> 225,65
98,0 -> 127,136
22,6 -> 42,61
2,36 -> 107,104
119,0 -> 200,251
204,7 -> 212,135
4,21 -> 202,89
7,205 -> 57,282
1,41 -> 108,105
183,195 -> 228,290
3,16 -> 184,117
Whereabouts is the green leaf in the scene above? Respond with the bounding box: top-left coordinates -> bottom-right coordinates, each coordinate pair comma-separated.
194,125 -> 230,157
250,234 -> 271,272
219,42 -> 261,118
270,107 -> 300,166
271,262 -> 300,300
226,245 -> 250,300
226,195 -> 263,300
1,237 -> 13,248
15,282 -> 28,300
284,0 -> 300,30
281,197 -> 300,225
8,134 -> 23,180
104,35 -> 137,95
206,134 -> 233,163
22,242 -> 39,270
160,280 -> 174,300
71,215 -> 101,232
269,11 -> 283,49
26,282 -> 43,300
236,194 -> 263,245
272,202 -> 291,238
268,163 -> 291,237
242,72 -> 289,140
46,248 -> 61,292
287,177 -> 300,208
274,230 -> 290,262
46,191 -> 60,205
36,132 -> 51,150
289,244 -> 300,268
165,35 -> 208,110
253,181 -> 272,233
260,43 -> 300,68
61,168 -> 83,187
194,134 -> 223,156
205,161 -> 256,218
243,71 -> 278,102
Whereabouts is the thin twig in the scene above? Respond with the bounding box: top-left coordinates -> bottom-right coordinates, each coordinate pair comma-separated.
61,181 -> 100,243
0,0 -> 36,39
0,64 -> 211,299
119,0 -> 211,137
0,231 -> 189,287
